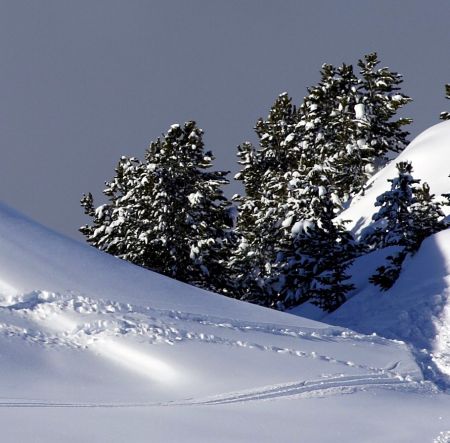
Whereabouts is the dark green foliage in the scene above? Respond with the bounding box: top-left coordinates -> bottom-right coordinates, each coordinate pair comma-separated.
369,250 -> 407,291
81,121 -> 235,295
273,171 -> 356,312
298,53 -> 412,202
364,162 -> 446,290
363,162 -> 446,253
231,93 -> 303,303
440,84 -> 450,121
357,53 -> 412,161
362,162 -> 420,251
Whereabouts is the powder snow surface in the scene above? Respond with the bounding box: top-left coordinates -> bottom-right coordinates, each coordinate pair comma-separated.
1,123 -> 450,442
326,121 -> 450,393
341,120 -> 450,235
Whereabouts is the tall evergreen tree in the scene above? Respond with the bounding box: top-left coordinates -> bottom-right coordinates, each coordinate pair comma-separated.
440,84 -> 450,121
298,53 -> 412,202
270,167 -> 355,312
231,93 -> 303,303
81,121 -> 235,295
357,53 -> 412,164
298,62 -> 361,201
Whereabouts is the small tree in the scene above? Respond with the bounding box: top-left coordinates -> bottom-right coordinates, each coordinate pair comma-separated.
440,84 -> 450,121
363,162 -> 446,290
362,162 -> 420,251
368,251 -> 407,291
81,121 -> 235,295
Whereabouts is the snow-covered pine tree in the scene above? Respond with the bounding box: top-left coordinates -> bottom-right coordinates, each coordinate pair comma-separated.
298,62 -> 362,201
411,182 -> 447,246
363,162 -> 446,290
80,121 -> 235,295
440,84 -> 450,121
362,162 -> 420,251
272,167 -> 355,312
357,53 -> 412,165
231,93 -> 304,304
80,156 -> 143,261
297,53 -> 412,203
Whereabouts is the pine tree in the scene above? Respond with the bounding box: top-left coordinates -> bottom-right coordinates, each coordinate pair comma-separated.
298,62 -> 362,201
411,182 -> 447,247
297,53 -> 412,202
363,162 -> 446,289
81,121 -> 235,294
440,84 -> 450,121
357,53 -> 412,164
80,156 -> 144,261
272,168 -> 355,312
231,93 -> 303,304
362,162 -> 420,251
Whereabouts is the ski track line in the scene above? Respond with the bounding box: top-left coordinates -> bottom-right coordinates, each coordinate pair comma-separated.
0,374 -> 429,409
181,373 -> 425,405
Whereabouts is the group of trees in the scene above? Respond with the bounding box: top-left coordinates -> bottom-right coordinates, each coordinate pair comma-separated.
80,54 -> 450,313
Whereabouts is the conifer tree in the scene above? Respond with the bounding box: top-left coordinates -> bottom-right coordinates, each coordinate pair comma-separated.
80,156 -> 143,261
368,251 -> 407,291
363,162 -> 446,290
362,162 -> 420,251
81,121 -> 235,295
411,182 -> 447,246
231,93 -> 303,303
272,168 -> 355,312
440,84 -> 450,121
298,53 -> 412,202
357,53 -> 412,164
298,63 -> 361,201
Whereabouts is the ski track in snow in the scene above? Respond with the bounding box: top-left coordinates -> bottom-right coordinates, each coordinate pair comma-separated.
181,373 -> 434,406
0,374 -> 433,409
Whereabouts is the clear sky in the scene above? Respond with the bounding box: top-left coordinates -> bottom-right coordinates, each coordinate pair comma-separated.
0,0 -> 449,240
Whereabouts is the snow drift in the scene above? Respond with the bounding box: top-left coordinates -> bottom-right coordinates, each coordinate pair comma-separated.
341,120 -> 450,236
328,121 -> 450,388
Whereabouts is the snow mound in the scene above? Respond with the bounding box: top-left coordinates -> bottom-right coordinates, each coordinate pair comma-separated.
329,229 -> 450,386
329,121 -> 450,387
342,120 -> 450,236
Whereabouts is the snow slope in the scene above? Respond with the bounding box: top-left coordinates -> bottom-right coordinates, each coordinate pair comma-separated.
0,203 -> 449,442
341,120 -> 450,236
327,121 -> 450,390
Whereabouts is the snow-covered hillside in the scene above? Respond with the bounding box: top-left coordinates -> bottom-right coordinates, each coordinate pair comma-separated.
0,200 -> 449,442
341,120 -> 450,236
325,121 -> 450,392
